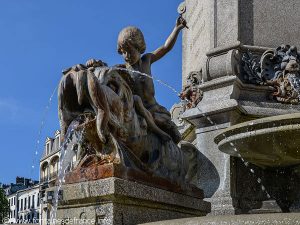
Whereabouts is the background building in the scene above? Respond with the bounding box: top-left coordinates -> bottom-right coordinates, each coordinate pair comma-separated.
40,130 -> 61,185
7,192 -> 17,224
17,184 -> 40,223
3,129 -> 62,225
39,130 -> 61,224
3,177 -> 38,196
3,177 -> 39,224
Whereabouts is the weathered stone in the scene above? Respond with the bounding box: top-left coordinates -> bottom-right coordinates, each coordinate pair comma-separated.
58,63 -> 199,186
242,45 -> 300,104
180,70 -> 203,110
215,113 -> 300,168
64,163 -> 204,199
55,178 -> 210,225
181,73 -> 300,214
140,212 -> 300,225
239,0 -> 300,48
182,0 -> 300,84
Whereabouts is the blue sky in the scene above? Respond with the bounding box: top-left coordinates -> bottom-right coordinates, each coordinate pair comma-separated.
0,0 -> 184,184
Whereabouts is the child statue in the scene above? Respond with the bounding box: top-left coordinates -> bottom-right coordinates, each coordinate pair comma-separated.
116,16 -> 187,144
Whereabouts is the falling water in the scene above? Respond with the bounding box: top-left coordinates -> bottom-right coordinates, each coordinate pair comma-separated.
115,66 -> 272,199
47,65 -> 272,223
115,67 -> 181,95
50,120 -> 84,224
30,85 -> 58,177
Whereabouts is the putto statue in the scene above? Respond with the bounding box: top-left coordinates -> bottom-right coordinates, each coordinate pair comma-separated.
58,17 -> 198,185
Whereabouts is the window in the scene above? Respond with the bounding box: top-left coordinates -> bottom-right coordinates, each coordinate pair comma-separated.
28,196 -> 31,209
42,163 -> 49,181
37,193 -> 40,206
20,199 -> 23,211
55,160 -> 59,173
14,197 -> 16,205
46,143 -> 50,155
32,195 -> 35,208
24,198 -> 27,210
58,136 -> 61,147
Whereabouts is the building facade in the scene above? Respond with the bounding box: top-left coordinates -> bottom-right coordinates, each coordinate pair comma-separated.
7,193 -> 17,224
40,130 -> 61,184
39,130 -> 61,225
4,177 -> 39,224
16,185 -> 40,223
4,129 -> 63,225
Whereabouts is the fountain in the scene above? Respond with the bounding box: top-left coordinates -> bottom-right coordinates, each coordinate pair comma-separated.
40,0 -> 300,224
144,0 -> 300,224
40,10 -> 211,225
50,63 -> 210,225
215,113 -> 300,168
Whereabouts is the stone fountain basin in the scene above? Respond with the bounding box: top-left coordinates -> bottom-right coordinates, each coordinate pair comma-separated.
214,113 -> 300,168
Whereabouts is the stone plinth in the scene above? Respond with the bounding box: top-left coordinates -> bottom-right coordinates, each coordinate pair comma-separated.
141,213 -> 300,225
64,163 -> 204,198
56,177 -> 210,225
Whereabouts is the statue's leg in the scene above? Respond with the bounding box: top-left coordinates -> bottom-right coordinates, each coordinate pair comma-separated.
87,71 -> 110,143
133,95 -> 171,141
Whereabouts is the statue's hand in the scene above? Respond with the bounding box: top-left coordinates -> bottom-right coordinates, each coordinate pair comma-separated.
86,59 -> 107,68
176,16 -> 187,30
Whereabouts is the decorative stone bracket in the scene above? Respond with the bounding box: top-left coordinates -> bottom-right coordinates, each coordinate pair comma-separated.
242,45 -> 300,104
181,43 -> 300,108
180,70 -> 203,111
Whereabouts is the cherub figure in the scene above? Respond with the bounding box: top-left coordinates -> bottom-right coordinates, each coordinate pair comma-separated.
85,59 -> 172,142
116,17 -> 187,143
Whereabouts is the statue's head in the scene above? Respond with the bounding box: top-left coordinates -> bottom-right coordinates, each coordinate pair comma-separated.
117,26 -> 146,65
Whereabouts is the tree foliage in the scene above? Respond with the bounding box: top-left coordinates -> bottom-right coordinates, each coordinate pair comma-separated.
0,188 -> 9,223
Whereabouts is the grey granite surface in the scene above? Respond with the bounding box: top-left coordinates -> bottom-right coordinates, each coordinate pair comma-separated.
56,178 -> 210,225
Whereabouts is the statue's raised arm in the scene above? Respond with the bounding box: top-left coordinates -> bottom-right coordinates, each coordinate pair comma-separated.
150,16 -> 187,63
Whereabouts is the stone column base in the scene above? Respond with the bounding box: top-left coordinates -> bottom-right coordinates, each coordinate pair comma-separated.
56,177 -> 210,225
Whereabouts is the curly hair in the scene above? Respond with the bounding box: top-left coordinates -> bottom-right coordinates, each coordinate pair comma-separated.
117,26 -> 146,54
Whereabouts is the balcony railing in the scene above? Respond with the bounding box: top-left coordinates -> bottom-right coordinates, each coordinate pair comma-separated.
40,171 -> 58,183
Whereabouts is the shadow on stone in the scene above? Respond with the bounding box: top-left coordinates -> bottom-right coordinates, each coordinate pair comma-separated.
197,151 -> 220,198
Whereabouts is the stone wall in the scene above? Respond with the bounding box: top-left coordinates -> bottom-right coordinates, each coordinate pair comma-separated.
182,0 -> 300,84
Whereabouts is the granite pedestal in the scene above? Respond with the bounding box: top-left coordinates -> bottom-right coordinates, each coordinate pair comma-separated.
52,164 -> 210,225
56,177 -> 210,225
